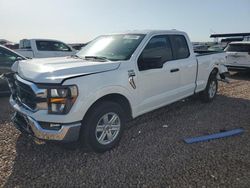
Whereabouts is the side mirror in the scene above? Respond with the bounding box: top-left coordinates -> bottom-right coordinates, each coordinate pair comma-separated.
16,57 -> 23,61
139,55 -> 163,70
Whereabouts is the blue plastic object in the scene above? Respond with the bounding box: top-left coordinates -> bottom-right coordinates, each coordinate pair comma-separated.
184,128 -> 244,144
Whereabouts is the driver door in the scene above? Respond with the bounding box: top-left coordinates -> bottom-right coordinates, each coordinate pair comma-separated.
136,35 -> 182,114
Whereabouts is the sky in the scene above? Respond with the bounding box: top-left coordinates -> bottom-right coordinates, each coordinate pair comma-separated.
0,0 -> 250,43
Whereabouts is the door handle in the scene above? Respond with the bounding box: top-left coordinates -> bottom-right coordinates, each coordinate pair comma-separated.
170,68 -> 179,73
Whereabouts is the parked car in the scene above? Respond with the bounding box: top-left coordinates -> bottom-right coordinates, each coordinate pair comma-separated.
15,39 -> 76,58
224,41 -> 250,71
0,45 -> 26,94
6,30 -> 228,152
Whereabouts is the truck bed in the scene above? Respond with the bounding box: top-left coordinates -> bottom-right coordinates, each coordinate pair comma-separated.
195,51 -> 227,93
15,49 -> 34,58
195,50 -> 225,56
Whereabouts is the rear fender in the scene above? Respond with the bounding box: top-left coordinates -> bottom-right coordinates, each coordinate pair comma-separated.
215,64 -> 229,83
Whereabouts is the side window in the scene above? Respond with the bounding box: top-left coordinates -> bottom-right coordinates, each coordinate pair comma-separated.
0,47 -> 20,65
225,44 -> 250,52
36,41 -> 51,51
51,42 -> 71,52
36,41 -> 71,51
169,35 -> 190,60
138,35 -> 173,71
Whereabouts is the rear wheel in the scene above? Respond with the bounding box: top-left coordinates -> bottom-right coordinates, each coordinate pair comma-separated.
80,101 -> 125,153
200,71 -> 218,102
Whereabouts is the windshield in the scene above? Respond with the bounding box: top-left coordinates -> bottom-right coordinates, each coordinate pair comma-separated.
77,34 -> 145,61
225,43 -> 250,52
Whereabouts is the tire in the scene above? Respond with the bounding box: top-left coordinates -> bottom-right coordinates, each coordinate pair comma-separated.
199,71 -> 218,102
80,101 -> 125,153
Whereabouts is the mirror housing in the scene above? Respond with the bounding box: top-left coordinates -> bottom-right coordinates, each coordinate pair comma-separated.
16,57 -> 23,61
139,55 -> 163,70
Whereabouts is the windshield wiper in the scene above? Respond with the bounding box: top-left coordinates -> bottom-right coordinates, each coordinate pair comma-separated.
71,54 -> 83,59
84,56 -> 110,61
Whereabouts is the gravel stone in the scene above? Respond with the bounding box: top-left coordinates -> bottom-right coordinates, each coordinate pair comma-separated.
0,72 -> 250,187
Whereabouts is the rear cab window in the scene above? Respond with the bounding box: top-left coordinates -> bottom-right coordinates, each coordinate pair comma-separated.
169,35 -> 190,59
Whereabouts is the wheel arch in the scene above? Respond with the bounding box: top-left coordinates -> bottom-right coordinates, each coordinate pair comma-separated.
207,66 -> 219,82
83,93 -> 133,122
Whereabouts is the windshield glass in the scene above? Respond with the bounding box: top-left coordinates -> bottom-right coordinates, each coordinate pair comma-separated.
225,43 -> 250,52
77,34 -> 145,61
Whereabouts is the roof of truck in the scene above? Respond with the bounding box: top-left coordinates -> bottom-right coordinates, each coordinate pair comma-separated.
20,39 -> 66,42
110,29 -> 186,35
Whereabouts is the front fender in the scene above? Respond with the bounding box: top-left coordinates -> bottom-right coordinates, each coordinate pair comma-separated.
75,85 -> 135,121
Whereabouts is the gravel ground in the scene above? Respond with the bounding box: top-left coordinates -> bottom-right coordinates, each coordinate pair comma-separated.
0,72 -> 250,188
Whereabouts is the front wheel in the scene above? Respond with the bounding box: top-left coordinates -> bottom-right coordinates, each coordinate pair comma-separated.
80,101 -> 125,153
199,72 -> 218,102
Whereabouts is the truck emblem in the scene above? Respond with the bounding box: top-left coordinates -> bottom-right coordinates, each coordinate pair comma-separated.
128,70 -> 136,89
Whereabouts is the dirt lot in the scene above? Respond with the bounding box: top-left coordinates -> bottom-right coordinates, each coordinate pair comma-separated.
0,72 -> 250,188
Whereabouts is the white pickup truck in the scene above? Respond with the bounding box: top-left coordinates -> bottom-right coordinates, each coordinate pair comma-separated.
15,39 -> 76,58
6,30 -> 228,152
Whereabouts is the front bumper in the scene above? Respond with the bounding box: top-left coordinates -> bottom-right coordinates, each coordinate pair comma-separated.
10,97 -> 81,142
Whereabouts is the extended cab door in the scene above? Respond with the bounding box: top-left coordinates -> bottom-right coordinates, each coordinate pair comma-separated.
168,35 -> 197,97
136,35 -> 182,114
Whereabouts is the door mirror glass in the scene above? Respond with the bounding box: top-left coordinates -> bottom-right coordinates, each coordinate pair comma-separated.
139,55 -> 163,70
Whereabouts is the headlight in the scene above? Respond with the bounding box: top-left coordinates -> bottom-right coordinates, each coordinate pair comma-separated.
36,85 -> 78,114
48,86 -> 78,114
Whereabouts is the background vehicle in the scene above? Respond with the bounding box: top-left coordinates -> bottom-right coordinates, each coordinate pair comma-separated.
208,44 -> 226,52
15,39 -> 76,58
7,30 -> 228,152
0,45 -> 26,95
69,43 -> 87,51
225,41 -> 250,71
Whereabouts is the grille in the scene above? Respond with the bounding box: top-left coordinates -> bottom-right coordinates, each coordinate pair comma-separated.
8,74 -> 37,111
15,79 -> 37,110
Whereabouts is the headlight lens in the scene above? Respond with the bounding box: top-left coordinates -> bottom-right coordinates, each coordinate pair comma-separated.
36,85 -> 78,114
48,86 -> 78,114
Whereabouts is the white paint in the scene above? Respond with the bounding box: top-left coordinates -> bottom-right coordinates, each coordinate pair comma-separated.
13,30 -> 228,124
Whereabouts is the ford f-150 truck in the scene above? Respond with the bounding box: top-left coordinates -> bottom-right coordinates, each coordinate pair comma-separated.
5,30 -> 228,152
15,39 -> 76,58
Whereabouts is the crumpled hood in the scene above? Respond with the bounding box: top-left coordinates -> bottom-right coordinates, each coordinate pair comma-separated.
17,57 -> 121,83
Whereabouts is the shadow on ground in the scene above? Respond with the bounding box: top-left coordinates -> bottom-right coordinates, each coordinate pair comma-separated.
229,71 -> 250,81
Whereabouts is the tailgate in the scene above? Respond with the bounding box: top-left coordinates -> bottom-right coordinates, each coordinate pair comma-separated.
226,52 -> 250,66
